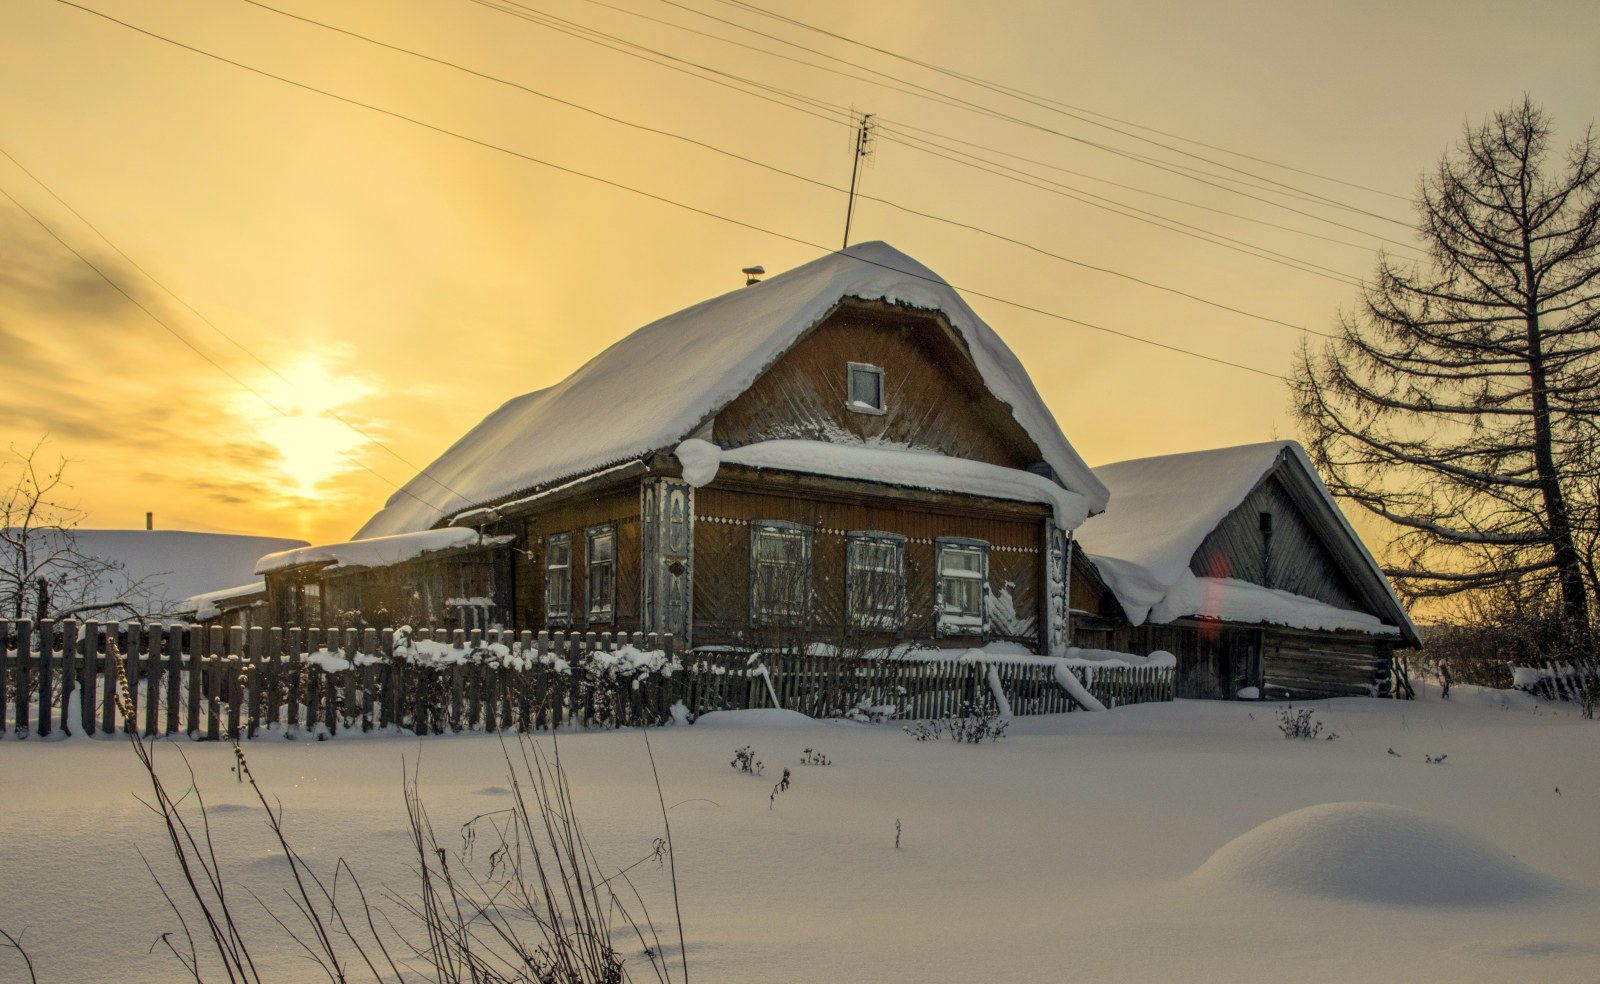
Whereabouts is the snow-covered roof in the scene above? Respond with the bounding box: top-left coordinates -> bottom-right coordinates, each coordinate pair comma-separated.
255,528 -> 512,576
1153,576 -> 1400,636
698,439 -> 1091,528
24,529 -> 306,617
356,242 -> 1108,538
1075,441 -> 1415,640
177,580 -> 267,620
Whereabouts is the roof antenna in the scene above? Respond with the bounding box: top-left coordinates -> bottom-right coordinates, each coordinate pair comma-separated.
742,264 -> 765,286
842,110 -> 875,250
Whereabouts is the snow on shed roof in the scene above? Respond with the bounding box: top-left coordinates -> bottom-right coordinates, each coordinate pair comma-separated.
355,242 -> 1108,538
1075,441 -> 1415,640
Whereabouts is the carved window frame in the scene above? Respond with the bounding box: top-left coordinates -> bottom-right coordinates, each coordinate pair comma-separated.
585,524 -> 617,623
544,533 -> 572,626
846,531 -> 906,631
934,537 -> 989,639
750,521 -> 813,626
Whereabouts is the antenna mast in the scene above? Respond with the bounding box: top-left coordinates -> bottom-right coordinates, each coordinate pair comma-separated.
842,112 -> 875,250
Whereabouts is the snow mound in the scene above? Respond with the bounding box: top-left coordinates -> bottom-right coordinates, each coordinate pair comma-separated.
691,708 -> 820,729
1189,802 -> 1556,906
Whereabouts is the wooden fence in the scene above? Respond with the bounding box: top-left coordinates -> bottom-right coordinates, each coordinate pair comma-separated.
1510,658 -> 1598,706
0,619 -> 1174,740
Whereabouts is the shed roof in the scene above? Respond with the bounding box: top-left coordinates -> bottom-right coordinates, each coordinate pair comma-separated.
356,242 -> 1107,538
1075,441 -> 1417,642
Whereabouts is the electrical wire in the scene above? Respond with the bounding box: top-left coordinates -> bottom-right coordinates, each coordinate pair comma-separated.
698,0 -> 1413,205
55,0 -> 1302,383
234,0 -> 1337,333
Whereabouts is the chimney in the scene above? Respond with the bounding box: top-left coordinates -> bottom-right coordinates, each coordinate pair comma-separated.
742,264 -> 765,286
146,512 -> 154,531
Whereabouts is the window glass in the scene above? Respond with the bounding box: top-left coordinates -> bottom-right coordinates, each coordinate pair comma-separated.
752,523 -> 812,624
848,532 -> 905,630
586,526 -> 616,621
847,363 -> 884,411
545,533 -> 572,623
936,540 -> 987,636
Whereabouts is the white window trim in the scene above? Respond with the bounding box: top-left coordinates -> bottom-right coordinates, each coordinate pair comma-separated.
846,531 -> 906,631
586,524 -> 617,622
935,537 -> 989,639
845,361 -> 887,415
545,533 -> 572,625
750,520 -> 813,626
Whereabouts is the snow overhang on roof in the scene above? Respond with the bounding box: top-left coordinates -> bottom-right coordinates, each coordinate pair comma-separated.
178,580 -> 267,621
1075,441 -> 1418,643
255,528 -> 513,576
694,439 -> 1091,529
355,242 -> 1107,538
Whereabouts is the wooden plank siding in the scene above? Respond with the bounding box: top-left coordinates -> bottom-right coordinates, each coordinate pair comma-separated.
712,299 -> 1046,472
1191,469 -> 1364,610
509,485 -> 643,635
693,481 -> 1047,652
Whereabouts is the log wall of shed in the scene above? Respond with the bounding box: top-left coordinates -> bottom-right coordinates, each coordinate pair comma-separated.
693,482 -> 1046,652
712,301 -> 1044,471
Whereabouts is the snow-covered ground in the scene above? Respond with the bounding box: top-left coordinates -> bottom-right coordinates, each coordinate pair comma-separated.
2,684 -> 1597,983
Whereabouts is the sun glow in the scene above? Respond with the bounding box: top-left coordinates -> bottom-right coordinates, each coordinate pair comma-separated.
238,350 -> 380,499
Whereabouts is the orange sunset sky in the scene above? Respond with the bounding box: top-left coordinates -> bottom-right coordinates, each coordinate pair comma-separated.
2,0 -> 1596,549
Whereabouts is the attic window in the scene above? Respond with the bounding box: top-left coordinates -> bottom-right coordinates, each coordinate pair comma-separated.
846,362 -> 885,414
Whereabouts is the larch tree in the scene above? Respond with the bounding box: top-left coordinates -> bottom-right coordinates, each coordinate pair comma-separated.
1293,98 -> 1600,650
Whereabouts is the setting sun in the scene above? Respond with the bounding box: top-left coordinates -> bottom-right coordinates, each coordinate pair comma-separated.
237,349 -> 379,500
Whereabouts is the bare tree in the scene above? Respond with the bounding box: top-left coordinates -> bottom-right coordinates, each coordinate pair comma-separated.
1293,98 -> 1600,651
0,441 -> 162,621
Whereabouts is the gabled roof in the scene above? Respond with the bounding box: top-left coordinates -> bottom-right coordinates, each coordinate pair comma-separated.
1074,441 -> 1418,643
356,242 -> 1108,538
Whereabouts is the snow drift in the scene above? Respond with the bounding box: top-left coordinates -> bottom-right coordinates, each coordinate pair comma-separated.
1188,801 -> 1558,906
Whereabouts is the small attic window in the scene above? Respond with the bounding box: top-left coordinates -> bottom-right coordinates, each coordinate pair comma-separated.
846,362 -> 885,415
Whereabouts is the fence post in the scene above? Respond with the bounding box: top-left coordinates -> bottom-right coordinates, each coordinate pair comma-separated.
103,624 -> 124,734
246,626 -> 264,738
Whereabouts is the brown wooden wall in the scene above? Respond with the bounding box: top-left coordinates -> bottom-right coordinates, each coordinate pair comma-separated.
1191,470 -> 1365,612
511,485 -> 643,634
693,481 -> 1046,651
1070,616 -> 1395,700
1261,627 -> 1395,699
712,300 -> 1045,471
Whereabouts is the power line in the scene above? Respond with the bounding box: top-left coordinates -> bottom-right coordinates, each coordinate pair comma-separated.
235,0 -> 1334,334
877,118 -> 1425,255
656,0 -> 1412,227
698,0 -> 1413,204
573,0 -> 1412,242
876,127 -> 1365,286
56,0 -> 1300,383
469,0 -> 1407,263
489,0 -> 1410,233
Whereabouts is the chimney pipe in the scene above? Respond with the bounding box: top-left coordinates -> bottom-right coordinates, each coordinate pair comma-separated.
146,512 -> 154,531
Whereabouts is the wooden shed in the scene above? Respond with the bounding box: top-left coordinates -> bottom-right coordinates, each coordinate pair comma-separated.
1070,441 -> 1419,699
263,242 -> 1109,656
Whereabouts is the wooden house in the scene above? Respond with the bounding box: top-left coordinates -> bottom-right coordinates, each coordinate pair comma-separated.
1070,441 -> 1419,700
259,243 -> 1110,654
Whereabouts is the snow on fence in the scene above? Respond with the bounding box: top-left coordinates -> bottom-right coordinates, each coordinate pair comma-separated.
0,620 -> 1174,740
1509,658 -> 1598,705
